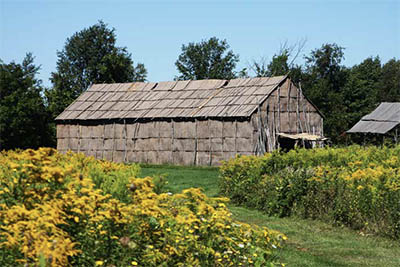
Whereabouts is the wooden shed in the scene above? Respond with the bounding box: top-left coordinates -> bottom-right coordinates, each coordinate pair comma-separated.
347,102 -> 400,142
55,76 -> 324,165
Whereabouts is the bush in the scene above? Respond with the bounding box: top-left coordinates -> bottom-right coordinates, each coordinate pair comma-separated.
0,148 -> 285,266
220,145 -> 400,239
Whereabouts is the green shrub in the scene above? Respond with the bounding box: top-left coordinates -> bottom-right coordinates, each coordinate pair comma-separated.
0,148 -> 286,266
220,145 -> 400,239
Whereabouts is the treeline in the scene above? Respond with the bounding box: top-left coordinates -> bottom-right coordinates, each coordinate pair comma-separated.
1,21 -> 399,149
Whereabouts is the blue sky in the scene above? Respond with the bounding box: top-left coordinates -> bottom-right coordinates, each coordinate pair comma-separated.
1,0 -> 399,86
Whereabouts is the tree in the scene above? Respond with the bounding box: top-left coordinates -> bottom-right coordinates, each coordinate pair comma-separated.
47,21 -> 147,118
379,59 -> 400,102
249,40 -> 306,83
0,54 -> 52,149
302,43 -> 348,141
267,50 -> 290,76
343,57 -> 381,128
175,37 -> 239,80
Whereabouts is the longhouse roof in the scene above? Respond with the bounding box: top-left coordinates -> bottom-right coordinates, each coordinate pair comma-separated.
347,102 -> 400,134
55,76 -> 287,121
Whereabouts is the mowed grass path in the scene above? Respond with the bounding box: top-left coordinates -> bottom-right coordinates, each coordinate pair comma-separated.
139,164 -> 400,267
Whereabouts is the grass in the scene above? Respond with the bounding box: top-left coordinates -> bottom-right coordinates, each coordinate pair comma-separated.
139,164 -> 220,197
139,164 -> 400,267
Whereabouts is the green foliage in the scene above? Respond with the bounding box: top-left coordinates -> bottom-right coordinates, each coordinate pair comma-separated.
46,21 -> 147,119
142,163 -> 400,266
0,54 -> 52,150
220,146 -> 400,239
302,43 -> 349,142
249,50 -> 297,78
378,58 -> 400,102
175,37 -> 239,80
267,50 -> 290,76
89,161 -> 141,203
0,148 -> 285,266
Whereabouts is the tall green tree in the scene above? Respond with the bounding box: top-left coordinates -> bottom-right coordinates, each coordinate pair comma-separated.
175,37 -> 239,80
267,50 -> 290,76
343,57 -> 381,128
302,43 -> 348,141
379,59 -> 400,102
249,40 -> 306,84
47,21 -> 147,118
0,54 -> 51,150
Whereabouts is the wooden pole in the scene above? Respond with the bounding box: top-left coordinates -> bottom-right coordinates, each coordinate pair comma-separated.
112,122 -> 115,161
221,120 -> 224,161
124,119 -> 127,163
299,83 -> 309,134
67,124 -> 71,153
208,120 -> 212,166
102,124 -> 105,160
234,120 -> 237,154
287,82 -> 292,133
88,125 -> 93,157
78,124 -> 81,153
276,89 -> 281,149
265,102 -> 271,152
158,121 -> 161,164
194,119 -> 198,165
277,86 -> 281,133
296,86 -> 303,133
171,119 -> 175,164
272,100 -> 276,150
257,103 -> 262,154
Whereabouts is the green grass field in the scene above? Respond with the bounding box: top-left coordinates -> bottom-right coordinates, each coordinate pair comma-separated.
140,164 -> 400,267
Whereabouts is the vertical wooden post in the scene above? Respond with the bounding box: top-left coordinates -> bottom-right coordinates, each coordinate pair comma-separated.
112,122 -> 116,161
208,120 -> 212,166
158,121 -> 161,164
276,89 -> 281,149
257,103 -> 262,155
234,120 -> 237,154
67,124 -> 71,153
287,82 -> 292,133
124,119 -> 127,163
265,102 -> 271,152
299,82 -> 310,134
102,123 -> 106,160
277,86 -> 281,133
78,124 -> 81,153
296,86 -> 303,133
194,119 -> 198,165
171,119 -> 175,164
221,119 -> 224,161
88,125 -> 92,157
272,100 -> 276,150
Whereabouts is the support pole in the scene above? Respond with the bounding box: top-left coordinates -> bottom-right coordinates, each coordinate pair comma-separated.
102,124 -> 105,160
124,119 -> 127,163
171,119 -> 175,164
112,122 -> 116,161
194,119 -> 198,165
208,120 -> 212,166
78,124 -> 81,153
